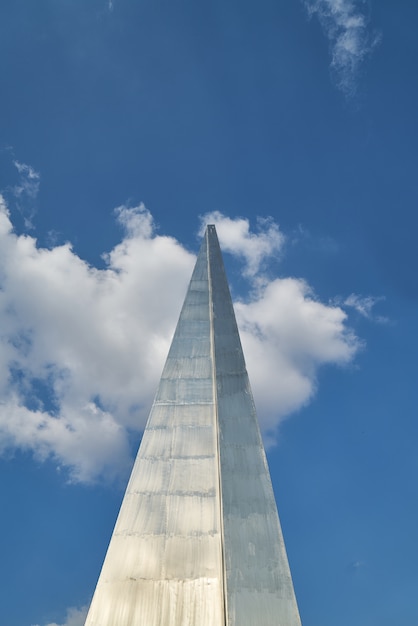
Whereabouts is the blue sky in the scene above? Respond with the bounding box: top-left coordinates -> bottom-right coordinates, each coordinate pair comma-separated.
0,1 -> 417,625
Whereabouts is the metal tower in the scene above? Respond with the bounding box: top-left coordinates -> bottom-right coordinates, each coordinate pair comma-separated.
84,225 -> 302,626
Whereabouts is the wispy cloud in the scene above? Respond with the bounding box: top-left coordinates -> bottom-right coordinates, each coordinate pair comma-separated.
13,160 -> 40,199
0,199 -> 360,482
343,293 -> 388,323
11,160 -> 40,229
346,559 -> 366,575
290,224 -> 340,255
32,605 -> 88,626
303,0 -> 380,96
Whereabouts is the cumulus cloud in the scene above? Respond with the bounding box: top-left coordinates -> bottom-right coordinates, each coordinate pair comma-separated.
236,278 -> 359,431
303,0 -> 380,96
199,211 -> 284,278
0,199 -> 360,482
0,198 -> 194,482
32,604 -> 88,626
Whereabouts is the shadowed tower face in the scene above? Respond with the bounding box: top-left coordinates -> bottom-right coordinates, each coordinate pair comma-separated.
84,225 -> 302,626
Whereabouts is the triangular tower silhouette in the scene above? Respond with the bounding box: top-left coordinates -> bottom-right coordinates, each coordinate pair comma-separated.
84,225 -> 302,626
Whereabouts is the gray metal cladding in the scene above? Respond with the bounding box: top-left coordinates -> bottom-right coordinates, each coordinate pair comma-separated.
84,225 -> 302,626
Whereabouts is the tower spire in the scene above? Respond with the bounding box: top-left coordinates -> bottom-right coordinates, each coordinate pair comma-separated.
84,225 -> 302,626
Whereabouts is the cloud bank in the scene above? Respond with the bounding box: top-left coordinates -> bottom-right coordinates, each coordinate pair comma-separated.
0,198 -> 360,482
303,0 -> 380,96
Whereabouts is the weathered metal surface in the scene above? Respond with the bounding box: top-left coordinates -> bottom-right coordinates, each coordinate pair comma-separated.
84,226 -> 302,626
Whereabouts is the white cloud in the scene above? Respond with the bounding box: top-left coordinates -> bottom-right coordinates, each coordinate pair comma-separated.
200,211 -> 284,278
0,198 -> 194,482
0,198 -> 360,482
32,604 -> 88,626
303,0 -> 380,96
236,277 -> 359,431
